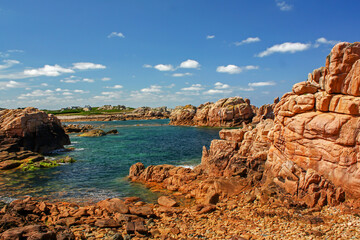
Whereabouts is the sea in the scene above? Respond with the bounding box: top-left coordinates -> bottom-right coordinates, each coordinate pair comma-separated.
0,119 -> 220,203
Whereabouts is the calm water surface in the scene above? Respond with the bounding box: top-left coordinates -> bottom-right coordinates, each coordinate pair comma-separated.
0,119 -> 220,203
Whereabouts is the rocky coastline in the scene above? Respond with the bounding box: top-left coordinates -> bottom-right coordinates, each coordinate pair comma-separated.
57,107 -> 171,123
1,42 -> 360,239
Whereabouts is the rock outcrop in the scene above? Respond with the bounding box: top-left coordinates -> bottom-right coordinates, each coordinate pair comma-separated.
265,42 -> 360,206
0,107 -> 70,154
170,97 -> 255,127
0,108 -> 71,171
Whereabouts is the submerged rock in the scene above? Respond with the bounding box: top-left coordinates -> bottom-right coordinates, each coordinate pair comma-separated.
78,129 -> 106,137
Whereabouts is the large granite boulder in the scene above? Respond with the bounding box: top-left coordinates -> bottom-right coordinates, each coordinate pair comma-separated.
265,42 -> 360,206
170,97 -> 255,127
0,107 -> 70,154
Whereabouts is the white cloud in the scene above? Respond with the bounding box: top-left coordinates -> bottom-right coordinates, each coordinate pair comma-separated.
276,1 -> 293,11
74,89 -> 88,94
216,65 -> 259,74
105,84 -> 123,89
203,89 -> 232,95
18,89 -> 54,99
0,59 -> 20,70
0,80 -> 25,90
101,77 -> 111,81
172,72 -> 193,77
214,82 -> 230,89
154,64 -> 174,71
238,87 -> 255,91
181,84 -> 203,91
24,64 -> 74,77
257,42 -> 311,57
83,78 -> 94,83
108,32 -> 125,38
72,62 -> 106,70
41,83 -> 48,87
248,81 -> 276,87
63,92 -> 73,96
141,85 -> 162,93
143,64 -> 153,68
206,35 -> 215,39
0,52 -> 10,58
234,37 -> 260,46
315,37 -> 341,47
7,49 -> 24,53
179,59 -> 200,69
60,79 -> 80,83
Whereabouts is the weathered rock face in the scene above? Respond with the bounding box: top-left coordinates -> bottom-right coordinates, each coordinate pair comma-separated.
251,97 -> 279,124
169,105 -> 197,126
170,97 -> 255,127
202,119 -> 274,178
266,42 -> 360,206
132,106 -> 171,118
0,107 -> 70,154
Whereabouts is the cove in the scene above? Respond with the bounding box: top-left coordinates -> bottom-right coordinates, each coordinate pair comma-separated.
0,119 -> 219,203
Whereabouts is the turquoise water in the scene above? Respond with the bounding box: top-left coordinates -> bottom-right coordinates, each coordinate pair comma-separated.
0,119 -> 220,203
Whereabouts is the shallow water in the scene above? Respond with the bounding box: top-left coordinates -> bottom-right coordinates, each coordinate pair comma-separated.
0,119 -> 220,203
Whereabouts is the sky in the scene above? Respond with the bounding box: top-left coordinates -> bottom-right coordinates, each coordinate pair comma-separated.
1,0 -> 360,109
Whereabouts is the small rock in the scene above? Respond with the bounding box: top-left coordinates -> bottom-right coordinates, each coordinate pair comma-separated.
157,196 -> 178,207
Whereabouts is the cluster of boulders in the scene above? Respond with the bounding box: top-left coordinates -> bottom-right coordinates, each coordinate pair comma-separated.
169,97 -> 277,127
0,108 -> 72,171
98,105 -> 127,111
63,124 -> 93,134
131,106 -> 171,119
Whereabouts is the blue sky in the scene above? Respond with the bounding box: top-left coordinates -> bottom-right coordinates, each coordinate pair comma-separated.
0,0 -> 360,109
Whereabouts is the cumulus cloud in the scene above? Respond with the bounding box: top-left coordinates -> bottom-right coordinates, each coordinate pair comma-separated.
181,84 -> 204,91
0,59 -> 20,70
60,79 -> 80,83
83,78 -> 94,83
24,64 -> 74,77
105,84 -> 123,89
153,64 -> 174,71
18,89 -> 54,99
108,32 -> 125,38
234,37 -> 260,46
41,83 -> 48,87
248,81 -> 276,87
172,72 -> 193,77
203,89 -> 232,95
216,65 -> 259,74
101,77 -> 111,81
141,85 -> 162,93
0,80 -> 25,90
60,76 -> 94,83
315,37 -> 341,47
179,59 -> 200,69
257,42 -> 311,57
143,64 -> 153,68
72,62 -> 106,70
214,82 -> 230,89
276,1 -> 293,11
206,35 -> 215,39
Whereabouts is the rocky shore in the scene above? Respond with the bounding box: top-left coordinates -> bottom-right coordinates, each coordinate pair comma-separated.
169,97 -> 278,127
2,42 -> 360,239
57,107 -> 171,123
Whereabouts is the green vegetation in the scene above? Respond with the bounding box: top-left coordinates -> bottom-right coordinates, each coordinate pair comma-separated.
20,156 -> 76,171
44,107 -> 135,116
